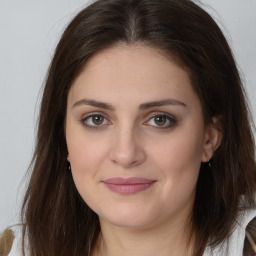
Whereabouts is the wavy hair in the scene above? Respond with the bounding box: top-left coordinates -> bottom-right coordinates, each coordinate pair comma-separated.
21,0 -> 256,255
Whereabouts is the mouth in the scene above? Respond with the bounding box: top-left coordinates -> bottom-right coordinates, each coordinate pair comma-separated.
102,177 -> 156,195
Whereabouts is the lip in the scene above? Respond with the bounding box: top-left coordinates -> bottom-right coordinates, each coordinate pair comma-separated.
102,177 -> 156,195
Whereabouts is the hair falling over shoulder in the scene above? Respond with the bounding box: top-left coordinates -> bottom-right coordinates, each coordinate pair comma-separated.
21,0 -> 256,255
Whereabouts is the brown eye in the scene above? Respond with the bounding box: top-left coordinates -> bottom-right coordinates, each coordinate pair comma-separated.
145,114 -> 177,129
82,114 -> 110,128
91,115 -> 104,125
154,115 -> 167,126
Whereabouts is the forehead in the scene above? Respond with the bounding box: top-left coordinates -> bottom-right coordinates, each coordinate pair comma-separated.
68,44 -> 200,110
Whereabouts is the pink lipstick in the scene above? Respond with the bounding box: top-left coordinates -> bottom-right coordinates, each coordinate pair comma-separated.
102,177 -> 156,195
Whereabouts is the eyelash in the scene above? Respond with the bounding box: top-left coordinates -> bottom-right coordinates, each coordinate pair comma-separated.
144,113 -> 177,129
80,112 -> 177,130
80,113 -> 111,130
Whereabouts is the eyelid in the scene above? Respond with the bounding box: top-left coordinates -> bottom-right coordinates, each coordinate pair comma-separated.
79,111 -> 177,130
143,112 -> 177,129
80,112 -> 112,129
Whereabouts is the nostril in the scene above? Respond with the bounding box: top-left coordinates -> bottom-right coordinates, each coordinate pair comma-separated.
110,147 -> 146,168
109,130 -> 146,167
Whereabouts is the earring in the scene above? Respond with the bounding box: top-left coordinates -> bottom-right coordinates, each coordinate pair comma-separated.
67,160 -> 71,170
208,161 -> 212,168
67,156 -> 71,170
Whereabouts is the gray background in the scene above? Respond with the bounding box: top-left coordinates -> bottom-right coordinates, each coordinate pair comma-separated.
0,0 -> 255,231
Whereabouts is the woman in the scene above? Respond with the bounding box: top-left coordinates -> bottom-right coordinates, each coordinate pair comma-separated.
1,0 -> 256,255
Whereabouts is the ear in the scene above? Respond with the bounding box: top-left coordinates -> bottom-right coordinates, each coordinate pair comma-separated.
67,154 -> 70,162
201,116 -> 223,162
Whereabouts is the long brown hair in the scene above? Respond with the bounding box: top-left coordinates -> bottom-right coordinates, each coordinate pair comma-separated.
21,0 -> 256,255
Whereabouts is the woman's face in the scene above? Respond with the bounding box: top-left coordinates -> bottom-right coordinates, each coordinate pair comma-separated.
66,44 -> 218,229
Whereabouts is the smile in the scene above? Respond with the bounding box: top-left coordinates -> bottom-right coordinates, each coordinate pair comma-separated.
102,177 -> 156,195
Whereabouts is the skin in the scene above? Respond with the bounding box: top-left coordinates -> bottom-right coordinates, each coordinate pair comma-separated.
65,44 -> 221,256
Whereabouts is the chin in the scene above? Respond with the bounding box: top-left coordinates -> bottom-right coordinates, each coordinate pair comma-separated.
97,205 -> 159,229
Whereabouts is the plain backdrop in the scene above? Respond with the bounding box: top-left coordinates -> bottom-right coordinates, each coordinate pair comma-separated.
0,0 -> 255,231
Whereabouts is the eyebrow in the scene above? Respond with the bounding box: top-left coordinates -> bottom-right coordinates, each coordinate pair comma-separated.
139,99 -> 187,110
72,98 -> 187,110
72,99 -> 115,110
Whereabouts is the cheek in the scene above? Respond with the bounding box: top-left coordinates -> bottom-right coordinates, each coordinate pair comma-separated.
148,130 -> 204,212
66,120 -> 108,170
148,128 -> 204,179
69,141 -> 102,171
67,136 -> 108,207
65,123 -> 109,196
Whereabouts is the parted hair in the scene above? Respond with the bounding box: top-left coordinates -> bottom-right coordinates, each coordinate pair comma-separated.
21,0 -> 256,255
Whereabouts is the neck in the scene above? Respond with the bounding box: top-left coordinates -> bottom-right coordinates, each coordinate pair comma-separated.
92,215 -> 195,256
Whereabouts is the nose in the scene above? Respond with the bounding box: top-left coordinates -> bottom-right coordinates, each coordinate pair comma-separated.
110,126 -> 146,168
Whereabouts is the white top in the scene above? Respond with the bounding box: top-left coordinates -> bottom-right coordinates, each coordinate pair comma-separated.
7,225 -> 23,256
203,209 -> 256,256
7,209 -> 256,256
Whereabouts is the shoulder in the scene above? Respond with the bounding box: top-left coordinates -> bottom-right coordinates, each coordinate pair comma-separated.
0,228 -> 14,256
204,207 -> 256,256
0,225 -> 25,256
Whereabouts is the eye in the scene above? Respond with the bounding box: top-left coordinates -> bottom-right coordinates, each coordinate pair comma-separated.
81,114 -> 110,128
145,114 -> 177,129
